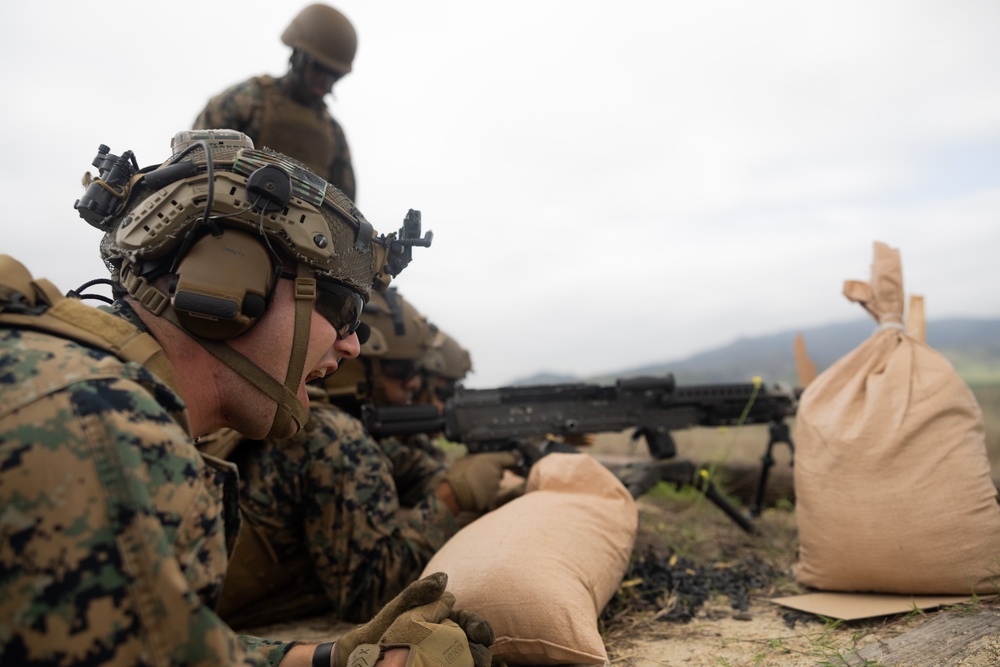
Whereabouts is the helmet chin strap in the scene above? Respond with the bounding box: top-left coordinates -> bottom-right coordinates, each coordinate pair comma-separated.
199,338 -> 309,438
203,264 -> 316,438
268,264 -> 317,437
128,264 -> 315,438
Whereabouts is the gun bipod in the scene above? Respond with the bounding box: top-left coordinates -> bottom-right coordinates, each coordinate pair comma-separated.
748,419 -> 795,518
615,459 -> 757,534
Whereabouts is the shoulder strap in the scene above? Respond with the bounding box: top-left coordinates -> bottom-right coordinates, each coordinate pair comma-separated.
0,254 -> 181,396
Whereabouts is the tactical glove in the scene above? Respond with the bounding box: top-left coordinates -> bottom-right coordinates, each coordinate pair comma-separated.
331,572 -> 447,666
447,606 -> 495,667
330,572 -> 494,667
445,451 -> 520,513
375,591 -> 493,667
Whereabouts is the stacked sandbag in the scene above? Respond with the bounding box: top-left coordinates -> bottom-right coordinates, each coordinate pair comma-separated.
422,453 -> 637,665
794,241 -> 1000,594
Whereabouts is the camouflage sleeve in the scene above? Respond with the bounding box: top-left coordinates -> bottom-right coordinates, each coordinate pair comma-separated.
0,373 -> 292,666
378,435 -> 448,507
194,78 -> 264,139
235,407 -> 459,622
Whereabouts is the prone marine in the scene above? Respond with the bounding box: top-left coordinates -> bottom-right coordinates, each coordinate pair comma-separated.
0,129 -> 492,667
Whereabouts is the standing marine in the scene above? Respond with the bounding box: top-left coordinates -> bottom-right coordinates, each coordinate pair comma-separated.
194,4 -> 358,200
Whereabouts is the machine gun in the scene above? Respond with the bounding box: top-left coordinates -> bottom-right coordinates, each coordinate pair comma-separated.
362,373 -> 798,533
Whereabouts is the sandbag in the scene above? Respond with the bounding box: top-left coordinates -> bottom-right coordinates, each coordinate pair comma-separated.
422,453 -> 637,665
794,241 -> 1000,594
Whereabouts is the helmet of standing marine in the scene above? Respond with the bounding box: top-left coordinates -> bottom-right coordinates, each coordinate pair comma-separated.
282,4 -> 358,75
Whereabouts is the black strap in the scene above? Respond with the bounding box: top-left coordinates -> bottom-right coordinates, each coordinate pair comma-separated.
312,642 -> 335,667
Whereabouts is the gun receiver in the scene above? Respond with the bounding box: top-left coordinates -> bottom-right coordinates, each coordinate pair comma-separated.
442,374 -> 794,460
362,373 -> 798,533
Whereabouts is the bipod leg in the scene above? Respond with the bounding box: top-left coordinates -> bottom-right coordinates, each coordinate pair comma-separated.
749,420 -> 795,517
617,460 -> 757,534
690,466 -> 757,534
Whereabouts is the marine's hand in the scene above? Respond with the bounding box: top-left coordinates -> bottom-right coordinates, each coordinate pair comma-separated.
331,572 -> 448,666
445,451 -> 521,512
448,607 -> 495,667
378,591 -> 491,667
331,572 -> 495,667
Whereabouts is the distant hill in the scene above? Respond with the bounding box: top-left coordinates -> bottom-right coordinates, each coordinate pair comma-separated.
512,318 -> 1000,387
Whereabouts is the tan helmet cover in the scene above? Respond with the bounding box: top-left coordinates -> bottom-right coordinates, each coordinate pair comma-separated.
322,288 -> 432,401
101,130 -> 394,302
322,356 -> 369,401
422,326 -> 473,381
359,288 -> 433,361
281,4 -> 358,75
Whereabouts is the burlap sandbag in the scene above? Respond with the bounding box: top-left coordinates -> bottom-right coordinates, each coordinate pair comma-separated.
422,453 -> 637,665
794,241 -> 1000,593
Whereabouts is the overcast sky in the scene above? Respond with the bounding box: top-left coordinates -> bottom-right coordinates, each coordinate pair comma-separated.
2,1 -> 998,388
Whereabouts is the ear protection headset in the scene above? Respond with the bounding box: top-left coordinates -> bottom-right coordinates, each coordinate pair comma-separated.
171,228 -> 278,340
168,160 -> 292,340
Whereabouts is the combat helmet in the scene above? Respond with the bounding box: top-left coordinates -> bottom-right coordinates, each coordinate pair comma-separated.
420,325 -> 472,407
76,129 -> 431,438
324,287 -> 433,404
282,4 -> 358,75
422,326 -> 473,381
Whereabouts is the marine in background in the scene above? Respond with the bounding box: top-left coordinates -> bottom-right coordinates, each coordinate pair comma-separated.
200,288 -> 517,628
194,3 -> 358,200
330,289 -> 518,516
420,323 -> 474,415
0,130 -> 492,667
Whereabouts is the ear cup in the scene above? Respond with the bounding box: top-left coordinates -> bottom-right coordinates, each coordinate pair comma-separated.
172,230 -> 276,340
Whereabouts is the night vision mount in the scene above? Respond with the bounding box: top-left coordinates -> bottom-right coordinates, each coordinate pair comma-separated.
74,145 -> 140,230
386,209 -> 433,277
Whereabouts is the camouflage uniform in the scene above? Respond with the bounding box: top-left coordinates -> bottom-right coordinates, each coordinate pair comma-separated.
378,434 -> 449,507
193,75 -> 356,201
0,300 -> 292,667
210,403 -> 459,628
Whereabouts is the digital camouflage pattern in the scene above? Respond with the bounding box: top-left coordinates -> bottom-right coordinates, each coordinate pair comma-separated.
193,75 -> 356,201
378,434 -> 448,507
217,404 -> 459,627
0,301 -> 293,667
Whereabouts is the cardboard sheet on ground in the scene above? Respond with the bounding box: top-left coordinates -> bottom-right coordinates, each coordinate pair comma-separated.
769,593 -> 975,620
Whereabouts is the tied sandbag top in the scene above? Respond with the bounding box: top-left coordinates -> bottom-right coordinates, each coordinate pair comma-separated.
842,241 -> 905,329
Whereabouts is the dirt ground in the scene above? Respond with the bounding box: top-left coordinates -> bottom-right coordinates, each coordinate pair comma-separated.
245,430 -> 999,666
598,490 -> 999,667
